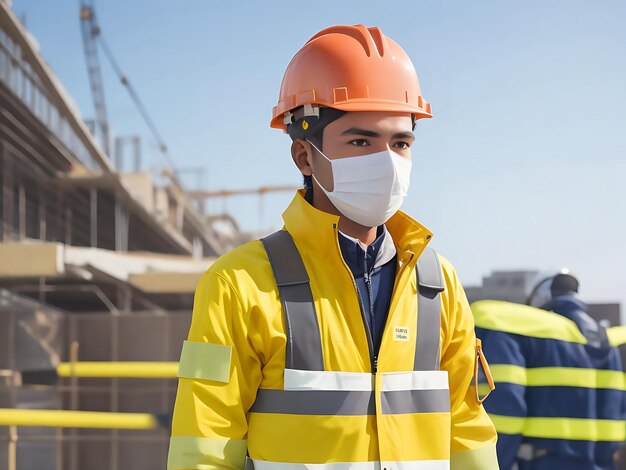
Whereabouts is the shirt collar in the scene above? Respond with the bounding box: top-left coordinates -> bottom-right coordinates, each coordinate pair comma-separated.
338,225 -> 397,272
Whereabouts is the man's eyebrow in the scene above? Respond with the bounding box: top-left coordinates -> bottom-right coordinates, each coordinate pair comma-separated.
340,128 -> 415,140
340,128 -> 380,138
392,131 -> 415,140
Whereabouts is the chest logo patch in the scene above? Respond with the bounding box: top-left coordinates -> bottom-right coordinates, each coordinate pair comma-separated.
394,326 -> 410,342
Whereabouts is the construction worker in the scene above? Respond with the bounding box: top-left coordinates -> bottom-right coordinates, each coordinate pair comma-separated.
473,271 -> 626,469
167,24 -> 498,469
607,324 -> 626,470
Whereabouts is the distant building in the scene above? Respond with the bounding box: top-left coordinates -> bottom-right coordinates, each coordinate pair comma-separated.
586,303 -> 622,328
465,270 -> 622,327
465,270 -> 538,305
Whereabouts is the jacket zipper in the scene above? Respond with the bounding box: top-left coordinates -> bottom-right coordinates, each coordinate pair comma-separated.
333,224 -> 376,373
363,253 -> 376,372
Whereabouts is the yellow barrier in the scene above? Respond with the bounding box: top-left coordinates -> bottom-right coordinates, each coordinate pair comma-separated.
0,409 -> 158,429
57,361 -> 179,378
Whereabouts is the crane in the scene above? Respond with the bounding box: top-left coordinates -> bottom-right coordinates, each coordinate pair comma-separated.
78,3 -> 297,233
187,185 -> 301,232
185,185 -> 300,199
79,0 -> 109,155
78,0 -> 174,169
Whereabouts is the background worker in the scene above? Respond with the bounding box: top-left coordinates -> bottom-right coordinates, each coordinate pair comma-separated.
168,24 -> 498,469
473,271 -> 626,469
606,324 -> 626,470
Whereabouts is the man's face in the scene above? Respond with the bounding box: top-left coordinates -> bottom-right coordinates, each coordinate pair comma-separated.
309,111 -> 414,192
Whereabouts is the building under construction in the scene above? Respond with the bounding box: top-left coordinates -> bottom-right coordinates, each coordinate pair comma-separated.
0,1 -> 254,468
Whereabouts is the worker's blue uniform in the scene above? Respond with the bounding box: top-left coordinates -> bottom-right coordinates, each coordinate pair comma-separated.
338,225 -> 397,355
473,296 -> 626,470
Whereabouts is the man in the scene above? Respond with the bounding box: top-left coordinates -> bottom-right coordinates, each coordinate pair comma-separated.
606,324 -> 626,470
473,271 -> 626,469
168,24 -> 498,469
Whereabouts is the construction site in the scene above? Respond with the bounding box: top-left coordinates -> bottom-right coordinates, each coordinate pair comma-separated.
0,1 -> 624,469
0,1 -> 296,468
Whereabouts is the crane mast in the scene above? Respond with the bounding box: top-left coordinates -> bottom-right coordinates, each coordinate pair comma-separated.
79,0 -> 110,156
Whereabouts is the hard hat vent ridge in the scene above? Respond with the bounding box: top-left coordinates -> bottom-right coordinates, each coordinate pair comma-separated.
367,26 -> 387,57
307,24 -> 382,57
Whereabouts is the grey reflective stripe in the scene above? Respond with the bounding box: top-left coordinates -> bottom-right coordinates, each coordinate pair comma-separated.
381,389 -> 450,415
414,247 -> 445,371
250,389 -> 375,416
250,460 -> 451,469
261,230 -> 324,371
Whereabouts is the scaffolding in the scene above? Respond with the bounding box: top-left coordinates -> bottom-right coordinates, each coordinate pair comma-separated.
0,2 -> 283,469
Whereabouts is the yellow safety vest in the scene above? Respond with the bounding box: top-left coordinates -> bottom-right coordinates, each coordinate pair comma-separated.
168,190 -> 498,470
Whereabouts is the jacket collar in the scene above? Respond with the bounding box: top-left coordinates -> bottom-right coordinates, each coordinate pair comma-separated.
282,190 -> 433,262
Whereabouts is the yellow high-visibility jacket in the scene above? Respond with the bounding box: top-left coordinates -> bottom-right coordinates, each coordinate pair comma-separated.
168,190 -> 498,470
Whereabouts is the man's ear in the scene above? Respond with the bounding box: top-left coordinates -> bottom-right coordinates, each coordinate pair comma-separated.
291,139 -> 313,176
291,139 -> 334,191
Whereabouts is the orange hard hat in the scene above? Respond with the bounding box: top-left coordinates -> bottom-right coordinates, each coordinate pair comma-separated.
271,24 -> 432,131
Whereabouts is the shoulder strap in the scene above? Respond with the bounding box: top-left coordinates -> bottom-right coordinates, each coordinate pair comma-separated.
260,230 -> 324,371
414,247 -> 445,371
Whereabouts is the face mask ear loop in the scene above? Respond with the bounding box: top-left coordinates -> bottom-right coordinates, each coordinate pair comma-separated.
307,140 -> 333,192
307,140 -> 332,163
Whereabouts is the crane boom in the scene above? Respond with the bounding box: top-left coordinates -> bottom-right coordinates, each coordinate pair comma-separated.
186,186 -> 300,199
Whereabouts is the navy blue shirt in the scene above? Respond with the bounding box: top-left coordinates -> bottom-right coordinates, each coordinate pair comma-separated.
338,226 -> 397,359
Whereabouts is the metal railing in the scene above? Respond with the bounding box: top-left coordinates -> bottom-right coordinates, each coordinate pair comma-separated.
0,343 -> 179,470
0,304 -> 190,470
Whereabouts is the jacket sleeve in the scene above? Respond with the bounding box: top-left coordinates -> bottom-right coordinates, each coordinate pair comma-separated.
438,257 -> 499,469
473,326 -> 527,470
167,270 -> 262,470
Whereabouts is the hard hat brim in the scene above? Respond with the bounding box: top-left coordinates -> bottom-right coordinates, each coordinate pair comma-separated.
271,100 -> 432,131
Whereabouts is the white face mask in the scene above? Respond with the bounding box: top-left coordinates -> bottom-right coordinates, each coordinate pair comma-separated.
309,142 -> 412,227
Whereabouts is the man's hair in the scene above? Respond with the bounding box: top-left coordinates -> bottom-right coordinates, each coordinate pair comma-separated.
287,107 -> 346,201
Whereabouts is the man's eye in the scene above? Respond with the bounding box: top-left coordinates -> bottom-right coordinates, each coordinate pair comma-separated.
349,139 -> 369,147
394,141 -> 411,150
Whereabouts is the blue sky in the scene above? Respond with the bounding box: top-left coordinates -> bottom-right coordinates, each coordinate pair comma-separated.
14,1 -> 626,307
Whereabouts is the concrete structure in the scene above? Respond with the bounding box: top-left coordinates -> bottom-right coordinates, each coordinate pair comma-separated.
0,3 -> 248,469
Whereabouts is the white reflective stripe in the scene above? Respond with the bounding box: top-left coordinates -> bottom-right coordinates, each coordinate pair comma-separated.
251,460 -> 450,470
381,370 -> 449,391
251,460 -> 377,469
384,461 -> 449,470
167,436 -> 247,470
283,370 -> 450,392
284,368 -> 373,391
